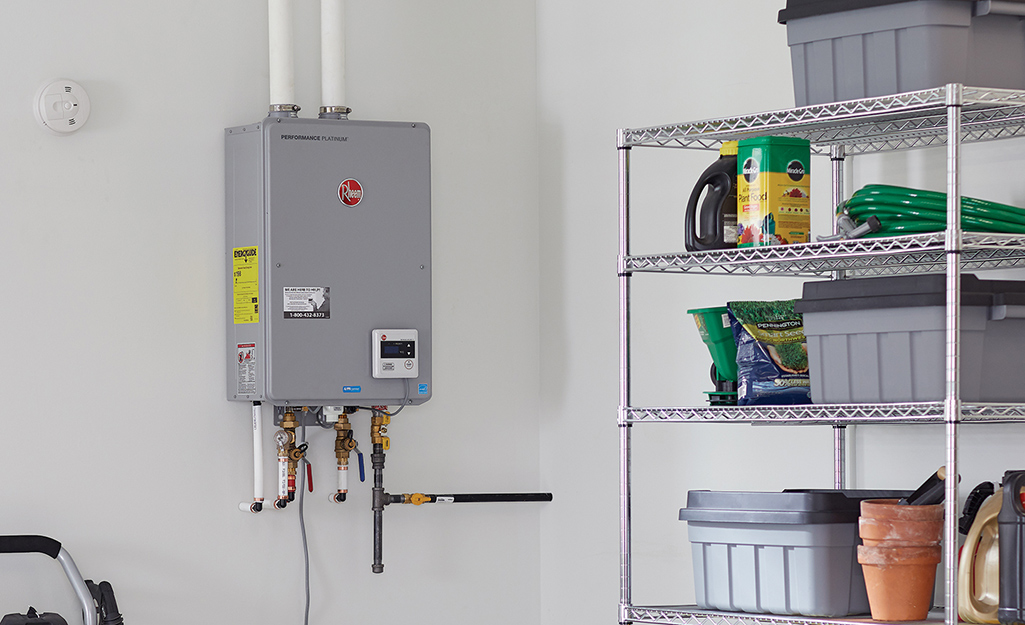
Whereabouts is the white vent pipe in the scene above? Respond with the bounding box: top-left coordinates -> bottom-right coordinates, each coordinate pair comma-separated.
268,0 -> 296,108
321,0 -> 348,114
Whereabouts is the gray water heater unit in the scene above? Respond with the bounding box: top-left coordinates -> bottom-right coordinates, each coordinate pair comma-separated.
225,117 -> 432,406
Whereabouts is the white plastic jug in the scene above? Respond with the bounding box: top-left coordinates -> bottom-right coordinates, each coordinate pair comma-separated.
959,493 -> 1002,624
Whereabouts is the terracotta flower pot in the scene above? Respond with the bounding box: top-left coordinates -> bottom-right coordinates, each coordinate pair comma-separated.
861,498 -> 944,522
859,517 -> 943,546
859,499 -> 944,548
858,544 -> 941,621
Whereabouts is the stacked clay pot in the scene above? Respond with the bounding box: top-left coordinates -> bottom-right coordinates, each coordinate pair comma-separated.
857,499 -> 943,621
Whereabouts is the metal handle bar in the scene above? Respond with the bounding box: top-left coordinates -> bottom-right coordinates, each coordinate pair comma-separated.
0,536 -> 98,625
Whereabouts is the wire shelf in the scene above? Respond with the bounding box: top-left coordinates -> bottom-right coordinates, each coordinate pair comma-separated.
623,403 -> 1025,425
622,233 -> 1025,277
618,85 -> 1025,625
619,86 -> 1025,154
624,606 -> 944,625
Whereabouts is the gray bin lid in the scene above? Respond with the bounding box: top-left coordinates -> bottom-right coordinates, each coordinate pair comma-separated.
679,489 -> 912,524
792,273 -> 1025,313
778,0 -> 974,23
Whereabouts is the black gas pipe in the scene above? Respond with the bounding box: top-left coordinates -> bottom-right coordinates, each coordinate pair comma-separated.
371,442 -> 387,574
388,492 -> 554,505
370,443 -> 552,573
367,410 -> 552,574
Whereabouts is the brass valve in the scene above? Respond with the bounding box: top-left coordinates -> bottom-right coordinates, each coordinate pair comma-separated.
409,492 -> 431,506
395,493 -> 432,505
336,436 -> 358,457
280,409 -> 300,486
280,409 -> 298,432
370,413 -> 391,450
334,414 -> 356,463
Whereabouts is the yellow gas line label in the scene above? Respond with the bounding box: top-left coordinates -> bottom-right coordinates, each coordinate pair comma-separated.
233,246 -> 259,324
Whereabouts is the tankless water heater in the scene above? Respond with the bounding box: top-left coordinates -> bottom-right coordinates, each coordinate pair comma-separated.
225,117 -> 431,406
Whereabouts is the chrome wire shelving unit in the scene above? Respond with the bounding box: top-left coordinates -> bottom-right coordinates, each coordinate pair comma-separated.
617,85 -> 1025,625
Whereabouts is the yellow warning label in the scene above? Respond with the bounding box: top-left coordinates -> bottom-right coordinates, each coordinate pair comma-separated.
233,246 -> 259,324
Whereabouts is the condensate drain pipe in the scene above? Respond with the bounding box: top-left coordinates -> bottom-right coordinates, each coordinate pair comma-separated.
239,402 -> 266,513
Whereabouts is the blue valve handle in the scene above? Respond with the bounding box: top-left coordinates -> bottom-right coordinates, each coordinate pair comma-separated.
357,450 -> 365,483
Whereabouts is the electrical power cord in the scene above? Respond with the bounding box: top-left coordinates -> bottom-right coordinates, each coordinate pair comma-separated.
839,184 -> 1025,236
313,407 -> 336,430
298,422 -> 312,625
358,377 -> 411,417
383,378 -> 410,417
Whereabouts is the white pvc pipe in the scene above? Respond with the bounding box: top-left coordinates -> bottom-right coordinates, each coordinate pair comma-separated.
252,403 -> 264,502
337,463 -> 348,495
269,0 -> 296,106
239,403 -> 266,513
321,0 -> 346,108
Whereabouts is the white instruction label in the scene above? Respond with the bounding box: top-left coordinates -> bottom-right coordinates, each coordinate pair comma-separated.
284,287 -> 331,319
237,343 -> 257,395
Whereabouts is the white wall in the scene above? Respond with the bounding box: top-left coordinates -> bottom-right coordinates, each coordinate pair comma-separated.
0,2 -> 540,624
536,2 -> 1025,624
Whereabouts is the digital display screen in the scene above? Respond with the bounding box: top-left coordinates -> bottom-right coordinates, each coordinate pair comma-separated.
380,340 -> 415,358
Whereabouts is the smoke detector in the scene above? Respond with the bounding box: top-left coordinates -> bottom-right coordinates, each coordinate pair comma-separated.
35,79 -> 91,135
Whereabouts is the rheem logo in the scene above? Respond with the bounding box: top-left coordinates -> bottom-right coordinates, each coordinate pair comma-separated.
338,179 -> 363,206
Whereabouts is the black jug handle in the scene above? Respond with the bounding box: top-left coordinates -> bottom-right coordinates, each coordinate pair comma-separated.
1004,470 -> 1025,516
685,171 -> 731,252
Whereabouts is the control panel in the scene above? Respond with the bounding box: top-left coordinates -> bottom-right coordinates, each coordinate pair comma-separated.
372,329 -> 418,378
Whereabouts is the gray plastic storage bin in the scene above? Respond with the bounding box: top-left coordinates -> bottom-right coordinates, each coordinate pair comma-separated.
778,0 -> 1025,106
680,490 -> 910,617
795,274 -> 1025,403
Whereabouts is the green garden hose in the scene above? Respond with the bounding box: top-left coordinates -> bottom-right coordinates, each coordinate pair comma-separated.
838,184 -> 1025,237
